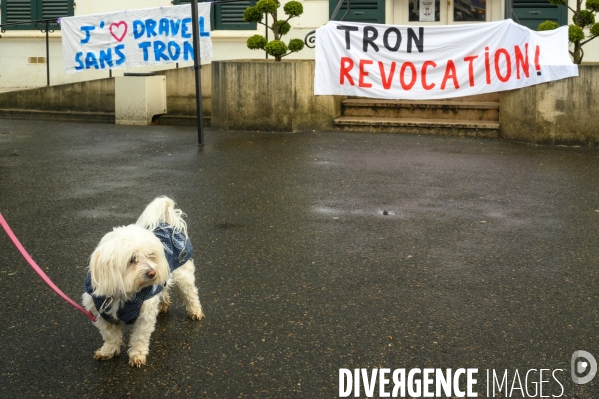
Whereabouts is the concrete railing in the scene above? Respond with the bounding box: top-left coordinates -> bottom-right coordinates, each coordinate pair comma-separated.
0,78 -> 115,113
0,65 -> 212,123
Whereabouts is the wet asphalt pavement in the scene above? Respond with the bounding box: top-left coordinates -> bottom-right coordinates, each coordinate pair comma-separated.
0,119 -> 599,398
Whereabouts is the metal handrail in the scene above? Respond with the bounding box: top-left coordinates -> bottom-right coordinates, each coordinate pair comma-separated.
331,0 -> 351,22
0,17 -> 59,29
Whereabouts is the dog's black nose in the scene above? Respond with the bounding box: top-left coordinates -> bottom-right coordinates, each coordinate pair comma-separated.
146,270 -> 156,279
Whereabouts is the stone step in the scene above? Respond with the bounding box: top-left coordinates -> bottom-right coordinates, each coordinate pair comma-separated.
343,99 -> 500,108
334,116 -> 499,138
347,93 -> 500,102
0,109 -> 211,126
0,109 -> 115,123
154,114 -> 211,127
342,99 -> 499,121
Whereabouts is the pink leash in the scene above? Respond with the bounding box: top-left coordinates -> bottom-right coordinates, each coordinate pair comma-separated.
0,212 -> 97,322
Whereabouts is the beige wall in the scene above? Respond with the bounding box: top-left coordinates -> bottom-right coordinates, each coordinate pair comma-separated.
212,59 -> 343,132
161,65 -> 212,116
499,65 -> 599,145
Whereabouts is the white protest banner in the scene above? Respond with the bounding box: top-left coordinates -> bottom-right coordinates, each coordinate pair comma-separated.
61,4 -> 212,74
314,19 -> 578,99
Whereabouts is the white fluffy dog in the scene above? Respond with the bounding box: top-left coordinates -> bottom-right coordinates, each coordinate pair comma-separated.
82,196 -> 204,367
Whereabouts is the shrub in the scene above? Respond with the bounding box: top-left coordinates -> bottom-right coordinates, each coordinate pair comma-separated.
247,34 -> 267,50
243,0 -> 305,61
537,20 -> 559,31
538,0 -> 599,63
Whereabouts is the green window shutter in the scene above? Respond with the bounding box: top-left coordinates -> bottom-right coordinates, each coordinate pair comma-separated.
173,0 -> 212,30
329,0 -> 385,23
1,0 -> 73,30
1,0 -> 36,30
213,1 -> 256,30
511,0 -> 568,30
173,0 -> 256,30
41,0 -> 74,19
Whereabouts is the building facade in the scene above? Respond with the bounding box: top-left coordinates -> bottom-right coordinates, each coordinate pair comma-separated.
0,0 -> 594,88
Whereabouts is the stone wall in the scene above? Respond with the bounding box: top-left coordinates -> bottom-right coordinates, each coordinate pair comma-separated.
2,61 -> 598,146
211,59 -> 343,132
0,66 -> 212,118
0,78 -> 115,113
159,65 -> 212,116
500,65 -> 599,146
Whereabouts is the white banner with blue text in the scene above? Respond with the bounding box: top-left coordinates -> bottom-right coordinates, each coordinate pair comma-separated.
61,4 -> 212,74
314,19 -> 577,99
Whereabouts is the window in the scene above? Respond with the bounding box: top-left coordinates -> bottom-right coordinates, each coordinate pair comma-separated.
454,0 -> 486,21
1,0 -> 74,30
329,0 -> 385,23
409,0 -> 440,22
173,0 -> 257,30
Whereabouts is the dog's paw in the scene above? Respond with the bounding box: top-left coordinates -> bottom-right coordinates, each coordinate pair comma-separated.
128,354 -> 147,367
188,308 -> 205,320
159,291 -> 172,314
94,346 -> 120,360
158,302 -> 170,314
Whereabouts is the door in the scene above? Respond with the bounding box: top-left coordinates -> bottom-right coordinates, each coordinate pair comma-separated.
397,0 -> 487,25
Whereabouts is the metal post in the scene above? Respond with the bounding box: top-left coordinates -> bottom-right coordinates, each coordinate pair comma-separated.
265,13 -> 268,59
45,21 -> 50,86
190,0 -> 204,146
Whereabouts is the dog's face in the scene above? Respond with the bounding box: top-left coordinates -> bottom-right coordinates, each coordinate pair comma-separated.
89,225 -> 170,297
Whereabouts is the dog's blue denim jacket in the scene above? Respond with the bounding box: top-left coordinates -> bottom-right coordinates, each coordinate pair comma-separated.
84,223 -> 194,325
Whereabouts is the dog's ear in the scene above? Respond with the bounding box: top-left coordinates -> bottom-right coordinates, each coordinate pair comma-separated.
89,245 -> 126,297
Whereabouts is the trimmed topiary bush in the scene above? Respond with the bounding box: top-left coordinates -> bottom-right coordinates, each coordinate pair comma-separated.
537,0 -> 599,63
537,20 -> 559,31
243,0 -> 305,61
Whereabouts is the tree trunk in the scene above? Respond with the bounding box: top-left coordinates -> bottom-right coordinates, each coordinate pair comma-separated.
572,42 -> 583,64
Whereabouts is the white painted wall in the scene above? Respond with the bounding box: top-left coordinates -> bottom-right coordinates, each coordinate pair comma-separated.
0,0 -> 595,89
0,0 -> 324,88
